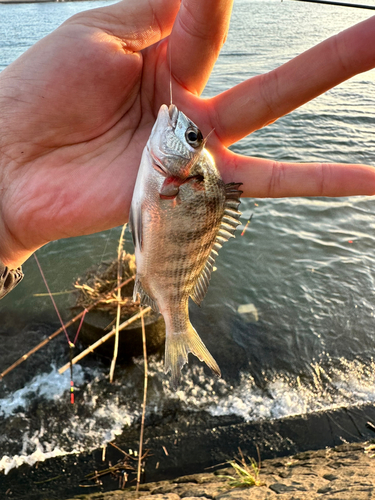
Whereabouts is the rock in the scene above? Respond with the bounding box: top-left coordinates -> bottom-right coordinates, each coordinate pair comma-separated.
317,485 -> 332,494
80,308 -> 165,361
152,483 -> 180,495
178,484 -> 226,498
323,473 -> 338,481
279,471 -> 292,478
269,483 -> 297,493
182,498 -> 211,500
333,443 -> 364,453
141,495 -> 181,500
175,473 -> 217,485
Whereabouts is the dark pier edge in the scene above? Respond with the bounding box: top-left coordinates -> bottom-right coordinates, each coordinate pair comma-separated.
1,402 -> 375,500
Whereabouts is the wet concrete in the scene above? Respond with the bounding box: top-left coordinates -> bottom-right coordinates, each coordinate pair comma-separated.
1,402 -> 375,499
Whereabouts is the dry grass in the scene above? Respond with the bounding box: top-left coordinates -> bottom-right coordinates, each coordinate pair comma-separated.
73,252 -> 138,317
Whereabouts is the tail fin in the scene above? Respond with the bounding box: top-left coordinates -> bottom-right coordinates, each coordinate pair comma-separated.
164,322 -> 221,388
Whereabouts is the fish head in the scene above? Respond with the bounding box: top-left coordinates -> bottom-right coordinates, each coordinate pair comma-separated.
148,104 -> 207,199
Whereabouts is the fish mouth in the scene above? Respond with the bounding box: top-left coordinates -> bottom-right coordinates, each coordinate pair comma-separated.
151,104 -> 205,199
149,148 -> 183,198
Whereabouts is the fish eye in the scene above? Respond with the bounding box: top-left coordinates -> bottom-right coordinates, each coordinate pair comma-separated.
185,126 -> 203,148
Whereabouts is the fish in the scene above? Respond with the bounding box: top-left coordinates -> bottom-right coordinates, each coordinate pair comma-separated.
129,103 -> 242,387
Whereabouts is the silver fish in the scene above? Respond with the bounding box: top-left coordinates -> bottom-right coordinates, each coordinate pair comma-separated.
130,104 -> 242,386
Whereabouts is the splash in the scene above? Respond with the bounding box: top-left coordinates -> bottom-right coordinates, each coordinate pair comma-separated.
1,357 -> 375,474
155,357 -> 375,421
0,365 -> 86,418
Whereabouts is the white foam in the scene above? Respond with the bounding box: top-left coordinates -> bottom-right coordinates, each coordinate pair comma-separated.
0,364 -> 142,474
138,357 -> 375,423
0,364 -> 86,418
1,357 -> 375,475
204,359 -> 375,422
0,443 -> 75,476
145,357 -> 375,422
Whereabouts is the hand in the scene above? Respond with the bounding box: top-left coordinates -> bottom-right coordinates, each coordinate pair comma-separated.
0,0 -> 374,269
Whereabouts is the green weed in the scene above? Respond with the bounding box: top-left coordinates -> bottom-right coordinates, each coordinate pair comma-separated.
219,449 -> 265,488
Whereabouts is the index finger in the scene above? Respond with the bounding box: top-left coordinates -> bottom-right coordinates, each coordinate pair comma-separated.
169,0 -> 234,96
210,15 -> 375,146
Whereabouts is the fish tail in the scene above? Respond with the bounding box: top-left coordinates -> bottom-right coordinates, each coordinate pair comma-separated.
164,322 -> 221,388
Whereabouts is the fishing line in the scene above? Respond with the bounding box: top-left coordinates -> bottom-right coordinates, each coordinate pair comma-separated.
98,227 -> 113,266
73,309 -> 87,346
34,253 -> 84,404
288,0 -> 375,10
169,40 -> 173,106
33,253 -> 70,345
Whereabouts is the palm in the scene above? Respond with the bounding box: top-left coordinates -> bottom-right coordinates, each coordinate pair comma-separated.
1,5 -> 222,262
1,0 -> 375,269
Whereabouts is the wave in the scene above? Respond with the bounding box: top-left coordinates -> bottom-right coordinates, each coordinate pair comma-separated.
1,356 -> 374,474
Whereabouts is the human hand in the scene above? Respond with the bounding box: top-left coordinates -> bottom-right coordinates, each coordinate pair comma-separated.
0,0 -> 374,269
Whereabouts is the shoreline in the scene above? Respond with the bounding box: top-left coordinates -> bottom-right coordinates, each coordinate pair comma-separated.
1,402 -> 375,499
65,440 -> 375,500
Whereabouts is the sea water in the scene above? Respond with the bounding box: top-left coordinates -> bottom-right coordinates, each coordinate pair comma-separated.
0,0 -> 375,474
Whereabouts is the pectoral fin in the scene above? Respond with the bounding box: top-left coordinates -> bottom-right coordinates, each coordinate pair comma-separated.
133,278 -> 159,314
129,203 -> 142,251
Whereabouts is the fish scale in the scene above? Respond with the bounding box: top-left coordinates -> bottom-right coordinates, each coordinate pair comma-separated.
130,103 -> 242,386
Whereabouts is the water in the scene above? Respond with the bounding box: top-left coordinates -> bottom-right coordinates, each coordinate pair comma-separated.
0,0 -> 375,476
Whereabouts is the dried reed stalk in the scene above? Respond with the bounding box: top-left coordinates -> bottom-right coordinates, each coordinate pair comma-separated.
58,306 -> 151,374
0,276 -> 135,381
109,224 -> 127,383
136,309 -> 148,496
73,253 -> 137,316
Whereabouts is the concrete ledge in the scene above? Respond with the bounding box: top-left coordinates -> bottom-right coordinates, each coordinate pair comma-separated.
1,402 -> 374,499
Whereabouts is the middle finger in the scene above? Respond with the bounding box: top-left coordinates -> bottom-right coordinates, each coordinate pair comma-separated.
169,0 -> 234,96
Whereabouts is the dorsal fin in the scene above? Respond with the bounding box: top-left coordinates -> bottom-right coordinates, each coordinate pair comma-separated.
190,183 -> 242,306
